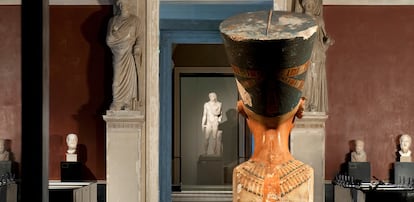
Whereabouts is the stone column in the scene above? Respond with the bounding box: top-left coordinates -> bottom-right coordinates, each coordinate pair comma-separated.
290,112 -> 328,202
103,111 -> 145,202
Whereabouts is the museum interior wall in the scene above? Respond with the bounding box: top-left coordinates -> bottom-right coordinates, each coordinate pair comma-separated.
0,5 -> 21,176
324,6 -> 414,181
1,4 -> 414,183
48,5 -> 113,180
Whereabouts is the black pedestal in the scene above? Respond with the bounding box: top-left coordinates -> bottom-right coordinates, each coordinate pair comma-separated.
348,162 -> 371,182
197,155 -> 224,185
0,161 -> 12,177
61,162 -> 82,182
394,162 -> 414,185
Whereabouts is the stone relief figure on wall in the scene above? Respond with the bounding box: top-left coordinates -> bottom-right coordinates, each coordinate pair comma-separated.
107,0 -> 144,111
201,92 -> 223,156
295,0 -> 333,112
399,134 -> 412,162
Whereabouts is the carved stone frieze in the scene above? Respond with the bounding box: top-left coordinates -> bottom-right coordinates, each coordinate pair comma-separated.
104,111 -> 144,129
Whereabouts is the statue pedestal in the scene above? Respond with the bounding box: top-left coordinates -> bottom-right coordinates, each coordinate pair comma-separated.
394,162 -> 414,185
348,162 -> 371,183
290,112 -> 328,202
66,153 -> 77,162
0,161 -> 12,177
61,161 -> 82,182
197,155 -> 224,185
103,110 -> 145,202
400,156 -> 411,162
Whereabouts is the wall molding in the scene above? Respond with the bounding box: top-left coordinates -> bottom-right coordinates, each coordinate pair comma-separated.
324,0 -> 414,5
0,0 -> 20,5
2,0 -> 414,5
0,0 -> 112,5
49,0 -> 112,5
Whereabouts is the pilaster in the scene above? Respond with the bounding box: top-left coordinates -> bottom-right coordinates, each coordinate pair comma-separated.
103,110 -> 145,202
291,112 -> 328,202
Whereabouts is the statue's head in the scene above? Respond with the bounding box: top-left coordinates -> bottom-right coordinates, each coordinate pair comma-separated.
400,134 -> 412,153
300,0 -> 322,16
66,133 -> 78,150
115,0 -> 130,16
354,140 -> 364,154
208,92 -> 217,102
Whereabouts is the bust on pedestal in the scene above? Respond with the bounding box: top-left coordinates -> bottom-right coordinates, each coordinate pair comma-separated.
348,140 -> 371,182
66,133 -> 78,162
0,139 -> 9,161
61,134 -> 82,182
394,134 -> 414,185
348,140 -> 370,182
0,138 -> 12,177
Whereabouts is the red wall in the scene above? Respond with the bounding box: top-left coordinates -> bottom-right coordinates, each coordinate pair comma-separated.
49,5 -> 113,180
0,6 -> 21,170
324,6 -> 414,180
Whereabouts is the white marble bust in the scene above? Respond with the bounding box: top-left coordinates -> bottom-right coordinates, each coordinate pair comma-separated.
66,133 -> 78,154
0,139 -> 9,161
399,134 -> 412,162
351,140 -> 367,162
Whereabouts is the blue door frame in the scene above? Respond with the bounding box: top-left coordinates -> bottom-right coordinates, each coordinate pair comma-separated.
159,2 -> 272,201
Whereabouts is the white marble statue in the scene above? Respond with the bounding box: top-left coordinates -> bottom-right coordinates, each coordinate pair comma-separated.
351,140 -> 367,162
201,92 -> 222,155
295,0 -> 333,112
0,139 -> 9,161
399,134 -> 412,162
107,0 -> 143,111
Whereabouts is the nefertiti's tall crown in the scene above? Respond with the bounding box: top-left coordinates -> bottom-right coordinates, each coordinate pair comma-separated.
220,10 -> 317,118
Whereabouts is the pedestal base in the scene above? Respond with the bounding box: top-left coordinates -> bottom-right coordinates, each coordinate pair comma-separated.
0,182 -> 17,202
61,162 -> 82,182
399,156 -> 411,162
103,110 -> 145,202
290,112 -> 328,202
348,162 -> 371,183
0,161 -> 12,177
197,155 -> 224,185
66,153 -> 77,162
394,162 -> 414,185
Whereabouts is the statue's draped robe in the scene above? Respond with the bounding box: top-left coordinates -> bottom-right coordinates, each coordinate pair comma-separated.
107,15 -> 141,110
